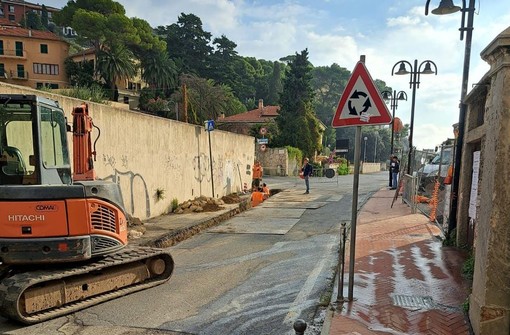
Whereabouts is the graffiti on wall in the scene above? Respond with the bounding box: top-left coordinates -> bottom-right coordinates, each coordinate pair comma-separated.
102,153 -> 151,218
192,152 -> 243,195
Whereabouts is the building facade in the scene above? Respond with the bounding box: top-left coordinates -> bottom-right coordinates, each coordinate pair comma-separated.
0,22 -> 69,89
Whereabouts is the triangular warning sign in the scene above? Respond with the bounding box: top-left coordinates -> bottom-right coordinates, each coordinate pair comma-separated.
332,61 -> 392,128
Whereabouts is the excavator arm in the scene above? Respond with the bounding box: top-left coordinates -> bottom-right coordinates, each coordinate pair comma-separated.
72,104 -> 97,181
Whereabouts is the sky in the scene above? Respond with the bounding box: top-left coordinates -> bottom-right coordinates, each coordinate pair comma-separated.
42,0 -> 510,150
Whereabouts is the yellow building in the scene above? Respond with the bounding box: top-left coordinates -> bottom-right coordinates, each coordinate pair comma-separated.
0,21 -> 69,89
70,46 -> 147,108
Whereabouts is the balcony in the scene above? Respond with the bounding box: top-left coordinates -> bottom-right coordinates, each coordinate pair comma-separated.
0,50 -> 26,59
10,70 -> 28,80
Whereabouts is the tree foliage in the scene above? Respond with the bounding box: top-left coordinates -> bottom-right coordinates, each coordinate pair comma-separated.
156,13 -> 213,78
171,74 -> 245,124
96,44 -> 136,98
275,49 -> 322,159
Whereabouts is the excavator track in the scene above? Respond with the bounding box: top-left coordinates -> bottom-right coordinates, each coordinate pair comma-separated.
0,246 -> 174,324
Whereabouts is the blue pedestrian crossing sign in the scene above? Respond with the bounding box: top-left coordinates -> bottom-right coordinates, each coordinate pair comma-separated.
205,120 -> 215,131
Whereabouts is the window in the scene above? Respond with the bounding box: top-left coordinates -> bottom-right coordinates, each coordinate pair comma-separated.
17,64 -> 25,78
0,8 -> 4,17
8,14 -> 14,21
40,44 -> 48,54
33,63 -> 59,75
8,5 -> 14,13
37,83 -> 59,89
0,40 -> 3,55
0,63 -> 5,77
40,105 -> 70,169
15,41 -> 23,57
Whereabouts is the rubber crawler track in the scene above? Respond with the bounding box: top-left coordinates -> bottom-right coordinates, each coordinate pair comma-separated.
0,246 -> 174,324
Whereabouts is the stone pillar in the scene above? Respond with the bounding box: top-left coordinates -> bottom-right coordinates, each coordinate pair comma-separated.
469,26 -> 510,334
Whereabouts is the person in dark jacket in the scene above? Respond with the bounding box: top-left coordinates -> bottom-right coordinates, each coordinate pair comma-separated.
301,157 -> 313,194
390,156 -> 400,190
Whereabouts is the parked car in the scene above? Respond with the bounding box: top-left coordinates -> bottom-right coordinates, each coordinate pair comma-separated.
417,147 -> 453,194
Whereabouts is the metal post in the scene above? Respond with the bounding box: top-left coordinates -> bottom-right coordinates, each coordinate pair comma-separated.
374,136 -> 377,162
407,59 -> 418,175
293,319 -> 307,335
388,91 -> 397,186
337,222 -> 347,302
449,0 -> 475,235
348,125 -> 362,300
363,137 -> 367,162
208,128 -> 215,197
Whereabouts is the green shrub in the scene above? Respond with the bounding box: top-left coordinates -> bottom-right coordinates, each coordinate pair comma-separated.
57,85 -> 109,103
462,254 -> 475,280
155,188 -> 165,202
337,157 -> 349,175
171,198 -> 179,212
285,146 -> 303,165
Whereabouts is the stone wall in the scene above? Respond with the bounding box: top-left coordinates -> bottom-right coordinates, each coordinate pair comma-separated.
0,82 -> 255,219
462,26 -> 510,334
256,147 -> 301,176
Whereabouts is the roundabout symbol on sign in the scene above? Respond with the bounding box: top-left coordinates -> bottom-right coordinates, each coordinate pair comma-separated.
347,90 -> 372,115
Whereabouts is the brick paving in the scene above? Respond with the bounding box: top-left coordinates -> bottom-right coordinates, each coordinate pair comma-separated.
326,189 -> 472,335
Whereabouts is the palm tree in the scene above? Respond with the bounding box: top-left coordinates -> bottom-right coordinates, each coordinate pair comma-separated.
141,51 -> 178,91
96,44 -> 136,100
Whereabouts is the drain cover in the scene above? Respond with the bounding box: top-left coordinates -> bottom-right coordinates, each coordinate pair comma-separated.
391,295 -> 435,310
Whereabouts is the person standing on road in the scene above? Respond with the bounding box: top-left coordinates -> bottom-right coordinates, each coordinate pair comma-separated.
252,160 -> 263,189
390,156 -> 400,190
301,157 -> 313,194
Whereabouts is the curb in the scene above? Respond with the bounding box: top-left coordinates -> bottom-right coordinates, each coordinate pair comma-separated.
142,198 -> 251,249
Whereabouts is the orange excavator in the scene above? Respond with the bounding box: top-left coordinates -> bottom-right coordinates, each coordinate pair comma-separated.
0,94 -> 174,324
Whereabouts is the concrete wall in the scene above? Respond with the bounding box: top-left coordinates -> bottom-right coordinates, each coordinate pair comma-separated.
361,162 -> 383,174
0,82 -> 255,219
461,26 -> 510,334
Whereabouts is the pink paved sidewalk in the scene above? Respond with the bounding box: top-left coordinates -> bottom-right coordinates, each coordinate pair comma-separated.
326,188 -> 472,335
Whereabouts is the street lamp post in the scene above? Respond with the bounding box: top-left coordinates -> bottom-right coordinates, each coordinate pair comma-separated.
382,90 -> 408,186
363,137 -> 368,162
374,136 -> 377,163
391,60 -> 437,174
425,0 -> 475,235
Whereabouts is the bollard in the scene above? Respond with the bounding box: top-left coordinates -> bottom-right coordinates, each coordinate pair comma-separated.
293,319 -> 307,335
337,222 -> 347,302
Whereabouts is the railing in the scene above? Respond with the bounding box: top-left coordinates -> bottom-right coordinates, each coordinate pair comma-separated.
401,173 -> 417,213
0,50 -> 25,57
10,70 -> 29,80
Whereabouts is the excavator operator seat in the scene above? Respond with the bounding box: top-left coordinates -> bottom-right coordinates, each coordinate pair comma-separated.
0,146 -> 27,184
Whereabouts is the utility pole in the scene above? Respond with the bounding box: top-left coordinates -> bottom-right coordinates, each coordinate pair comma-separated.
183,83 -> 188,123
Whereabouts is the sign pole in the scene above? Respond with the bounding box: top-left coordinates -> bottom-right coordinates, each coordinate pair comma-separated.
330,54 -> 391,301
348,125 -> 362,301
205,120 -> 216,198
208,128 -> 215,198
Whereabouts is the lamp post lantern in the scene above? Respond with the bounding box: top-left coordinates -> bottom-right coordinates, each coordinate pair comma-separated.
382,90 -> 408,186
391,60 -> 437,174
425,0 -> 475,235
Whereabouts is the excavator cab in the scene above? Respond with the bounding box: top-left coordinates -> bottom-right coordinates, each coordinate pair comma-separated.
0,95 -> 71,186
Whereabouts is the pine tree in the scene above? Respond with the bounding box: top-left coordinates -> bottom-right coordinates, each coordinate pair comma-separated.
275,49 -> 322,159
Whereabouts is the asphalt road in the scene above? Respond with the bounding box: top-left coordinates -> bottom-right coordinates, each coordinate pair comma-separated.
0,172 -> 389,335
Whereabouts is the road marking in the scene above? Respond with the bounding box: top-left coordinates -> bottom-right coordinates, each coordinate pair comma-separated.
283,238 -> 336,325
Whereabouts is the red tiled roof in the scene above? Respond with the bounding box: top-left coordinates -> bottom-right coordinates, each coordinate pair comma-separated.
219,105 -> 280,123
0,27 -> 65,42
0,18 -> 20,27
